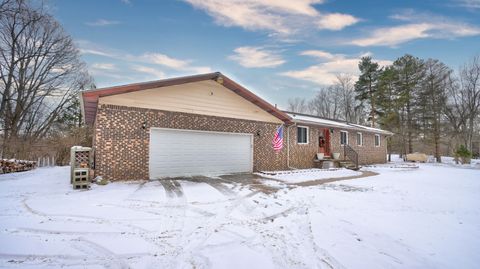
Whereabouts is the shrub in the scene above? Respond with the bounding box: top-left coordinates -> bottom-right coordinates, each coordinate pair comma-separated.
455,145 -> 472,164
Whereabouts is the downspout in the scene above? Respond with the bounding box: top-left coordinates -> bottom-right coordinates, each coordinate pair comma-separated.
78,92 -> 86,126
385,135 -> 389,163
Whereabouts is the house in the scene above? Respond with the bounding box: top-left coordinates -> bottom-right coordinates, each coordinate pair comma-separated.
81,72 -> 392,181
285,112 -> 393,169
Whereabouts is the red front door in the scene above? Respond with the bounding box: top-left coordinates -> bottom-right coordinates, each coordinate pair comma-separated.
319,129 -> 331,156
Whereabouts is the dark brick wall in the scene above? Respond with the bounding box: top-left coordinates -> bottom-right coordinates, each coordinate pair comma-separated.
287,125 -> 321,169
330,129 -> 387,164
94,104 -> 288,180
93,104 -> 388,180
288,124 -> 388,167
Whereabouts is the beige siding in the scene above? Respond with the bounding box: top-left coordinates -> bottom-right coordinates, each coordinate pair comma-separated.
98,80 -> 282,123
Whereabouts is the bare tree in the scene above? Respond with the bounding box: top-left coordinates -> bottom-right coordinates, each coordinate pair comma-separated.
308,87 -> 330,118
459,56 -> 480,151
308,86 -> 337,118
307,75 -> 359,122
335,74 -> 357,122
0,0 -> 92,158
287,97 -> 308,113
445,75 -> 468,155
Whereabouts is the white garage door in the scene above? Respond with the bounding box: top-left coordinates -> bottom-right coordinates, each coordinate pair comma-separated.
149,128 -> 253,178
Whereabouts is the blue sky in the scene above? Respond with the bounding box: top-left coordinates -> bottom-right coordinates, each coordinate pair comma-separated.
50,0 -> 480,108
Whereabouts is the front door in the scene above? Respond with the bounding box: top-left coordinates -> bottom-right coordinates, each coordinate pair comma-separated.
318,129 -> 331,157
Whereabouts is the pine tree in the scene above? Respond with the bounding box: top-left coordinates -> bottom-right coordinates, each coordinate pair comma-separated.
376,66 -> 400,159
354,57 -> 381,127
391,54 -> 425,154
419,59 -> 451,162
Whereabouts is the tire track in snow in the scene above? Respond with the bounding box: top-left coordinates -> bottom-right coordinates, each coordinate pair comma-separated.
157,180 -> 191,268
74,237 -> 131,269
170,181 -> 264,267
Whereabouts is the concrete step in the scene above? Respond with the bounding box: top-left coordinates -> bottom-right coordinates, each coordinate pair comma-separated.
338,160 -> 360,170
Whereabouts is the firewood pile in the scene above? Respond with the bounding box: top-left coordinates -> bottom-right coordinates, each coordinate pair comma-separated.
1,159 -> 37,174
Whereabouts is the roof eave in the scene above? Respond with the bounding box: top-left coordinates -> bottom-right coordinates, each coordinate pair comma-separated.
291,119 -> 393,135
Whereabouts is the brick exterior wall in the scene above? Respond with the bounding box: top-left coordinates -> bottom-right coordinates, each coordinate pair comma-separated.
92,104 -> 388,180
287,125 -> 321,169
93,104 -> 288,181
288,124 -> 387,168
330,129 -> 387,164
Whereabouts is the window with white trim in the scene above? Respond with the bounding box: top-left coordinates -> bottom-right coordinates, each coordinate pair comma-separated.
356,132 -> 363,146
340,131 -> 348,145
375,134 -> 381,147
297,126 -> 309,144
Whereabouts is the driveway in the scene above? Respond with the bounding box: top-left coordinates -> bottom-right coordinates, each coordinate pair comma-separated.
156,170 -> 377,197
162,173 -> 284,195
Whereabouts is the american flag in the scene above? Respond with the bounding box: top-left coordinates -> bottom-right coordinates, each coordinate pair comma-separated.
272,125 -> 284,152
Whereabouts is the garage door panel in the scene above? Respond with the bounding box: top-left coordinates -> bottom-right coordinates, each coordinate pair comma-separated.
149,129 -> 253,178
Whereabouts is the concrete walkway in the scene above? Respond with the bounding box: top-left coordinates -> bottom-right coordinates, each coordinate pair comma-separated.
282,170 -> 379,187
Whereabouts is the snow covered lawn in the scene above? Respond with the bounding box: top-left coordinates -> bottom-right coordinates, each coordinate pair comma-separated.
257,168 -> 362,183
0,164 -> 479,268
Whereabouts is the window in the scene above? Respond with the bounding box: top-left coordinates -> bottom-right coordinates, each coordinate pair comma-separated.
297,126 -> 309,144
375,134 -> 380,147
340,131 -> 348,145
356,132 -> 363,146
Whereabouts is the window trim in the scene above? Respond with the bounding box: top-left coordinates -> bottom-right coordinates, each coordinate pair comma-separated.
297,126 -> 309,145
374,134 -> 381,147
356,132 -> 363,146
340,130 -> 348,146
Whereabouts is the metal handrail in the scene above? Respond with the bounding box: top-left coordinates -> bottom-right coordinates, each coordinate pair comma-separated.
343,144 -> 359,169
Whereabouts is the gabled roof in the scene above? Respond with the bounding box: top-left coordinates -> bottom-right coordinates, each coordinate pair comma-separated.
286,111 -> 394,136
81,72 -> 292,125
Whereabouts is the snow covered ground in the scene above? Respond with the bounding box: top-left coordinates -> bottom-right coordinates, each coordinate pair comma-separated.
0,163 -> 479,269
257,168 -> 362,183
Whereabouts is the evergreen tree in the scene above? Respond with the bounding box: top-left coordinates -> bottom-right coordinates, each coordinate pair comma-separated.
355,57 -> 381,127
419,59 -> 451,162
376,66 -> 400,159
391,54 -> 425,154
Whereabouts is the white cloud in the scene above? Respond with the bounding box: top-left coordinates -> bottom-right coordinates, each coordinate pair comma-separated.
229,46 -> 285,68
131,65 -> 166,79
91,63 -> 117,71
281,52 -> 391,85
317,13 -> 360,31
85,19 -> 120,27
121,0 -> 131,4
141,53 -> 189,69
78,40 -> 212,74
453,0 -> 480,9
183,0 -> 358,35
351,11 -> 480,47
188,66 -> 214,74
78,48 -> 115,57
351,23 -> 432,47
140,53 -> 212,73
300,50 -> 344,60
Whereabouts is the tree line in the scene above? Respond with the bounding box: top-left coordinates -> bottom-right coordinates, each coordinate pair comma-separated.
287,55 -> 480,161
2,0 -> 479,163
0,0 -> 93,163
